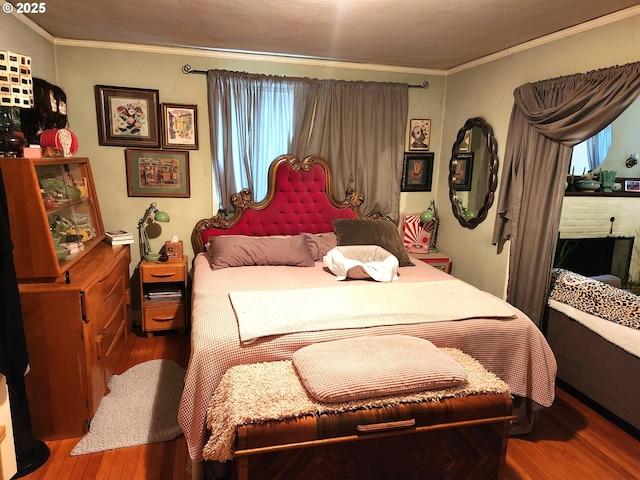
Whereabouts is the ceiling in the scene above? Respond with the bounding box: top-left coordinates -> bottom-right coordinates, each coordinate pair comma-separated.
21,0 -> 640,71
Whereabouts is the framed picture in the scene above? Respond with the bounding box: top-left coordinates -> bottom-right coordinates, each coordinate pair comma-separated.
408,119 -> 431,151
401,152 -> 434,192
624,179 -> 640,192
125,149 -> 190,198
161,103 -> 199,149
95,85 -> 160,147
458,130 -> 472,152
452,152 -> 474,191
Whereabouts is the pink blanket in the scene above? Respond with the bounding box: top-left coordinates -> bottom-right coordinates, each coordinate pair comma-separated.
179,254 -> 557,463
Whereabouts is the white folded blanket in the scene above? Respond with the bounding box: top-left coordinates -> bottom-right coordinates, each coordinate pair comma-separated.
323,245 -> 398,282
229,279 -> 517,344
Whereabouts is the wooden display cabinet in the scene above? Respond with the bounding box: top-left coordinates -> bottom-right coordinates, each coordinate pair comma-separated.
0,157 -> 131,439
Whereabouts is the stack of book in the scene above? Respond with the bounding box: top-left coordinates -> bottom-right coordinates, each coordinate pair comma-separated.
105,229 -> 134,245
145,285 -> 183,301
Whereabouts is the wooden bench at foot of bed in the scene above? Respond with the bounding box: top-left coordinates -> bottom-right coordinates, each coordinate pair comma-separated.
205,352 -> 515,480
234,392 -> 514,480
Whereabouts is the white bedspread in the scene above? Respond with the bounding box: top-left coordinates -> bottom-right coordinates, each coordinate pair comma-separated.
231,280 -> 516,344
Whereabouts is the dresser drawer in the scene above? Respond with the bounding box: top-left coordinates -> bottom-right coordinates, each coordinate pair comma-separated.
141,262 -> 186,283
143,303 -> 186,332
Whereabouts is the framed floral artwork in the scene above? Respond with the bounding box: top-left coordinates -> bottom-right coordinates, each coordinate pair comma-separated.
125,149 -> 190,197
95,85 -> 160,147
161,103 -> 198,149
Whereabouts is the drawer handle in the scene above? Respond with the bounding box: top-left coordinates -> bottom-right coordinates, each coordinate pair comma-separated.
151,315 -> 176,322
150,273 -> 177,278
96,334 -> 103,360
356,419 -> 415,433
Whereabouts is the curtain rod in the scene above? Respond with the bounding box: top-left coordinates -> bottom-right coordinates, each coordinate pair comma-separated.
181,64 -> 429,89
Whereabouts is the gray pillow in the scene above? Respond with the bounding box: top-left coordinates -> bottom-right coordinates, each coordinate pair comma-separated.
333,218 -> 414,267
206,234 -> 315,270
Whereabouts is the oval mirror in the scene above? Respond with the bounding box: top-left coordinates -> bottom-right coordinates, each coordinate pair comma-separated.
448,117 -> 499,229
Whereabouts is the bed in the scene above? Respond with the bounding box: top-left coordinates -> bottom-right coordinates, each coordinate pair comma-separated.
545,268 -> 640,433
179,154 -> 557,478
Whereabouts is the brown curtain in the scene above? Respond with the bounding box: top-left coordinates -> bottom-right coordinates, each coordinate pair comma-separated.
207,70 -> 408,220
493,62 -> 640,327
293,80 -> 408,219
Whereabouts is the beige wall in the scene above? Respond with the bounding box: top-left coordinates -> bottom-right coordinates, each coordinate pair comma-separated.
3,10 -> 640,299
440,12 -> 640,296
52,45 -> 444,271
0,13 -> 55,81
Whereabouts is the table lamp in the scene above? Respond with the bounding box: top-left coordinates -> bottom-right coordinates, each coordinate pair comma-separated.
138,201 -> 170,261
420,199 -> 439,253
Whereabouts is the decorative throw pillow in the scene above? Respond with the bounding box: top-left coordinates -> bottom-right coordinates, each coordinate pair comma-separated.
302,232 -> 338,261
206,234 -> 315,270
292,335 -> 468,402
333,218 -> 414,266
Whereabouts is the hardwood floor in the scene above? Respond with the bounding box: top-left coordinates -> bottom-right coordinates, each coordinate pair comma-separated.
19,329 -> 640,480
20,328 -> 192,480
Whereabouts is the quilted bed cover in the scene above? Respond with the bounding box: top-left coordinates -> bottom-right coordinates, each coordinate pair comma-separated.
179,254 -> 557,463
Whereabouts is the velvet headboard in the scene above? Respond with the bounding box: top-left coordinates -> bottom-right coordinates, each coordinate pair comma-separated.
191,155 -> 365,253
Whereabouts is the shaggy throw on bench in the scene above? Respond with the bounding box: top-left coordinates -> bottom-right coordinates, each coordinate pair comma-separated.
203,347 -> 509,462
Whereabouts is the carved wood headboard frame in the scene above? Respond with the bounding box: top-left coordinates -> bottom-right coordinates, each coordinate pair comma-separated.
192,154 -> 365,253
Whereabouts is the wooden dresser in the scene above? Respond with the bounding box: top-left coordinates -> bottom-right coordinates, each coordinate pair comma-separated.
0,157 -> 131,439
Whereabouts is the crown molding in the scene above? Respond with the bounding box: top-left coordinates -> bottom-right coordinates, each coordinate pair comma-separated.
51,38 -> 445,76
448,5 -> 640,74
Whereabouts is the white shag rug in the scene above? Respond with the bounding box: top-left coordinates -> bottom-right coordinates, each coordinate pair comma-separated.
71,359 -> 185,456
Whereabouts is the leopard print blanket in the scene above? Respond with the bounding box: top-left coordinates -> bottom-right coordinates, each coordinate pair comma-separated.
549,268 -> 640,330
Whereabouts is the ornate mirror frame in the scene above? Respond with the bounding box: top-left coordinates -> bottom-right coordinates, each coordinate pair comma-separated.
448,117 -> 499,229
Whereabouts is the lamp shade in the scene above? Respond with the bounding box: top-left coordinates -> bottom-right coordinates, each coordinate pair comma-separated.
154,211 -> 170,222
419,210 -> 433,223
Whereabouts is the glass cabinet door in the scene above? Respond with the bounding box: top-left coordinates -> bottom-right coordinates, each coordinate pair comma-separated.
37,161 -> 102,264
0,156 -> 105,281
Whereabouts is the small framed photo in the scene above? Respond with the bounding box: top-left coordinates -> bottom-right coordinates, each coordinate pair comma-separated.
408,119 -> 431,151
95,85 -> 160,147
452,152 -> 474,191
624,179 -> 640,192
458,130 -> 472,152
125,149 -> 190,198
161,103 -> 199,150
401,152 -> 434,192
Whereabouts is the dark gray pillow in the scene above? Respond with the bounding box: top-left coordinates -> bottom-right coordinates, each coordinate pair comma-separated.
333,218 -> 414,267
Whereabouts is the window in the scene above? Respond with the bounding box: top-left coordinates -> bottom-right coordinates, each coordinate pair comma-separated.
212,82 -> 297,204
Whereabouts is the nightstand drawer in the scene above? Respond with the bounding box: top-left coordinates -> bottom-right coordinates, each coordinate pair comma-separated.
141,262 -> 186,283
143,303 -> 186,331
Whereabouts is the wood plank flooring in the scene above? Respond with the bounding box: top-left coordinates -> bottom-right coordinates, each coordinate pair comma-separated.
18,328 -> 640,480
20,328 -> 192,480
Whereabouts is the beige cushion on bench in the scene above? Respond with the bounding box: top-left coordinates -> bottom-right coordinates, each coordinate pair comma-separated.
292,335 -> 468,403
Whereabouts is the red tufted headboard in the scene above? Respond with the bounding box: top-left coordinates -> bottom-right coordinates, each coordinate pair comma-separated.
191,155 -> 365,253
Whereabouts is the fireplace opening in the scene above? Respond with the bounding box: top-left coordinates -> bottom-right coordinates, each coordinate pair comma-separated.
554,237 -> 634,281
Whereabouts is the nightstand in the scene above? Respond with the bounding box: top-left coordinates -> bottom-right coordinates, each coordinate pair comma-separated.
139,256 -> 188,337
411,251 -> 452,274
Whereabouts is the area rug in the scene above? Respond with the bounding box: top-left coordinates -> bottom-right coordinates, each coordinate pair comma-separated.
71,359 -> 186,456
